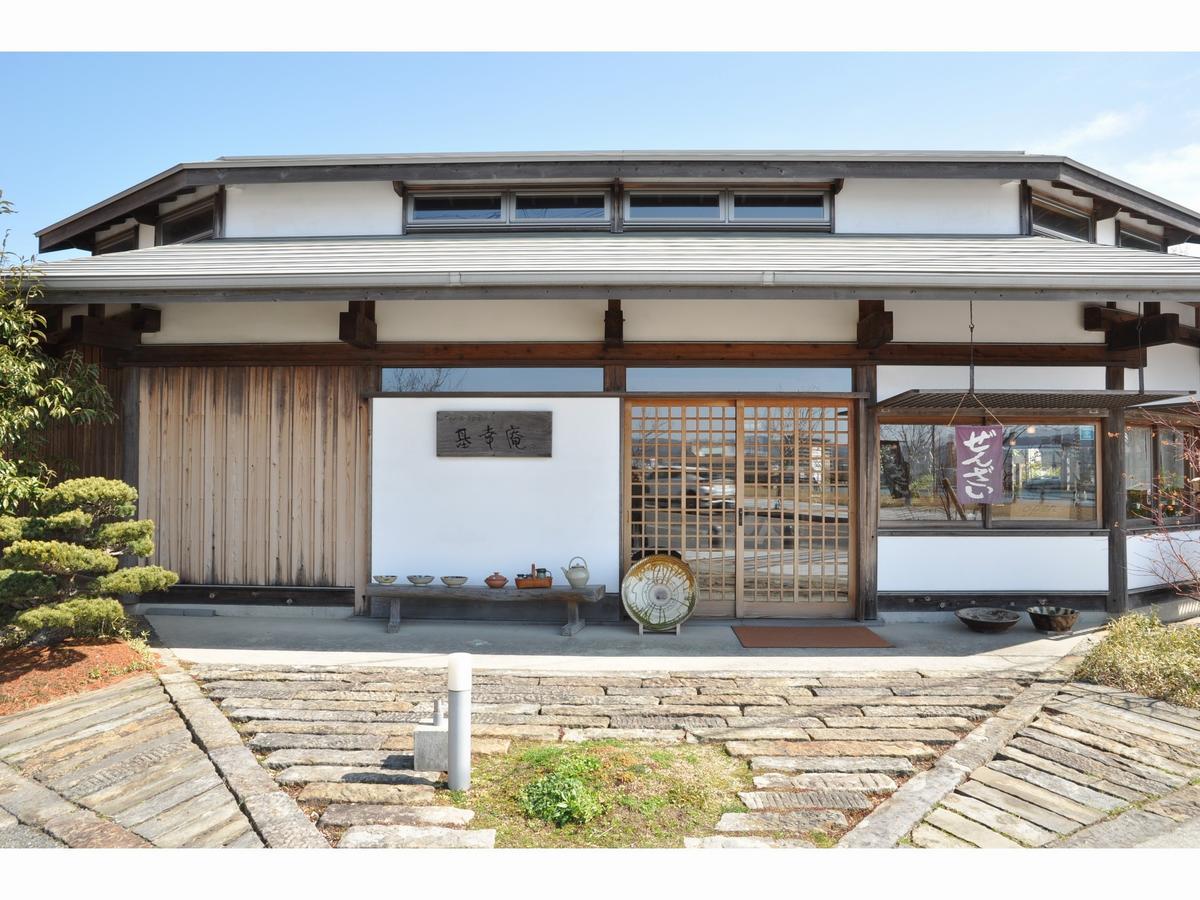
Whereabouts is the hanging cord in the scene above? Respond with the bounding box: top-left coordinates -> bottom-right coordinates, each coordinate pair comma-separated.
947,300 -> 1003,428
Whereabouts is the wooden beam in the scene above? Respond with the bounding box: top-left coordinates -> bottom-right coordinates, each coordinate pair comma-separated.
1084,304 -> 1137,331
604,299 -> 624,348
1103,407 -> 1128,614
110,305 -> 162,334
856,300 -> 892,349
121,340 -> 1144,369
1106,313 -> 1182,351
338,300 -> 377,349
853,365 -> 879,621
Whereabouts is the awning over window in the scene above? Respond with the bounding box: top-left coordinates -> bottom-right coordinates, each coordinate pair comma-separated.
877,389 -> 1195,415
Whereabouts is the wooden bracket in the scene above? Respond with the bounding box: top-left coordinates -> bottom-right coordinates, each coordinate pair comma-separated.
856,300 -> 892,350
339,300 -> 378,349
43,302 -> 157,351
1084,303 -> 1200,351
604,298 -> 624,348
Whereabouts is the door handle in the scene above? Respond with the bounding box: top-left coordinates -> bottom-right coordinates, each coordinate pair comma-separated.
737,508 -> 744,527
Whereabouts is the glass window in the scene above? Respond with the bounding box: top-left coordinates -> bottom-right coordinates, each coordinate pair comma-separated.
1119,229 -> 1164,252
989,424 -> 1097,522
732,193 -> 827,222
95,229 -> 137,255
626,193 -> 722,221
381,367 -> 603,392
1157,427 -> 1191,518
410,195 -> 503,223
880,424 -> 982,523
514,194 -> 607,221
626,368 -> 852,393
1032,199 -> 1091,242
158,202 -> 216,245
1126,426 -> 1155,519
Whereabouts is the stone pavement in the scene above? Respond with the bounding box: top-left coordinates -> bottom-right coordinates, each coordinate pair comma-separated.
190,663 -> 1041,847
0,675 -> 260,849
909,681 -> 1200,848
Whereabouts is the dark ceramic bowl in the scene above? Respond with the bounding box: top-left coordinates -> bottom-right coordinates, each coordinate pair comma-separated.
1027,605 -> 1079,633
956,607 -> 1022,634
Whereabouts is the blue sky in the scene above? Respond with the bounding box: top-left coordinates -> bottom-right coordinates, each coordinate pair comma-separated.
2,52 -> 1199,260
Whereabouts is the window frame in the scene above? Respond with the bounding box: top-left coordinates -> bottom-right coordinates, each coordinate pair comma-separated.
406,191 -> 507,226
877,415 -> 1104,532
405,189 -> 613,229
623,188 -> 833,229
155,195 -> 221,246
728,189 -> 832,225
510,190 -> 612,225
623,189 -> 726,225
94,226 -> 138,255
1117,223 -> 1166,253
1031,195 -> 1094,243
1125,421 -> 1198,526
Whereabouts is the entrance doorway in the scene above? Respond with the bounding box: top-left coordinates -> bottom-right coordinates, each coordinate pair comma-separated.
624,399 -> 855,618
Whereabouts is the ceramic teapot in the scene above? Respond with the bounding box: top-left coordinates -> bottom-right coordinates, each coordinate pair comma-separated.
561,556 -> 590,589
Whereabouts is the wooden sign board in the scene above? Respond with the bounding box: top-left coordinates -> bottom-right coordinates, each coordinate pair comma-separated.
436,411 -> 552,458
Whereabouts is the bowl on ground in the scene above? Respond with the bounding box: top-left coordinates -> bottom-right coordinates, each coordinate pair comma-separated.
406,575 -> 434,585
1027,605 -> 1079,633
955,607 -> 1021,634
441,576 -> 469,587
372,575 -> 398,585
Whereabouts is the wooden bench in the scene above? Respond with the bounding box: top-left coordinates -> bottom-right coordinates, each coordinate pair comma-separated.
365,584 -> 607,636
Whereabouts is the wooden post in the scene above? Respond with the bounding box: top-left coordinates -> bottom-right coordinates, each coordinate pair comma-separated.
856,300 -> 893,350
603,364 -> 626,392
604,299 -> 624,348
1103,407 -> 1128,615
853,364 -> 879,621
340,300 -> 377,349
121,368 -> 140,491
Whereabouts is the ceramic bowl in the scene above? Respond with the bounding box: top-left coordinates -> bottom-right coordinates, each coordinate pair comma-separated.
406,575 -> 434,585
440,576 -> 469,587
372,575 -> 398,585
1027,605 -> 1079,633
955,607 -> 1021,634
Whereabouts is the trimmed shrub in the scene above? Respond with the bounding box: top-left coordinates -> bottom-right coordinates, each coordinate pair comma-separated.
3,540 -> 118,576
95,565 -> 178,596
39,477 -> 137,520
5,597 -> 127,647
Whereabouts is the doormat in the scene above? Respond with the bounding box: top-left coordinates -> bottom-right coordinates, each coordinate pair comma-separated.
732,625 -> 892,649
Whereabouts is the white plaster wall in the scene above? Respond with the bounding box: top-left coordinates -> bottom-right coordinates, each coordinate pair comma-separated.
835,179 -> 1021,234
224,182 -> 403,238
142,301 -> 342,344
1124,342 -> 1200,396
622,300 -> 857,341
878,365 -> 1105,402
890,300 -> 1099,343
1128,530 -> 1200,590
376,300 -> 606,342
879,535 -> 1108,592
371,397 -> 621,590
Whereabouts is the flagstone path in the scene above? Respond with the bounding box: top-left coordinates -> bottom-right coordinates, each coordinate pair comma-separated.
0,675 -> 260,848
189,664 -> 1038,848
909,681 -> 1200,848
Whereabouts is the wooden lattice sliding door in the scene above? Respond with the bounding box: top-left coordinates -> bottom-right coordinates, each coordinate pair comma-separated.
624,399 -> 854,618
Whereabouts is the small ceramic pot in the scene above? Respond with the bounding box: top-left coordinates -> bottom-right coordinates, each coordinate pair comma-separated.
485,572 -> 508,589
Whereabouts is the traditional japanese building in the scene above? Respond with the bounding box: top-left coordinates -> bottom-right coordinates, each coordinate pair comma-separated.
30,150 -> 1200,623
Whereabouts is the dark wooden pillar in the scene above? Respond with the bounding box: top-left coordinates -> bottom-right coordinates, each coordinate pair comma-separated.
1103,407 -> 1128,614
853,364 -> 879,621
121,368 -> 140,491
339,300 -> 377,349
604,299 -> 624,348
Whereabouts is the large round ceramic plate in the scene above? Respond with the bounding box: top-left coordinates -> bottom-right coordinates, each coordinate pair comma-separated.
621,554 -> 697,632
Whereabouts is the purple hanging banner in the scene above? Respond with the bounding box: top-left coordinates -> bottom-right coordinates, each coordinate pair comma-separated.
955,424 -> 1005,504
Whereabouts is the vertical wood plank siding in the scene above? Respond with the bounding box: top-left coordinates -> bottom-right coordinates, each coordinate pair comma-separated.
137,365 -> 373,587
41,347 -> 125,480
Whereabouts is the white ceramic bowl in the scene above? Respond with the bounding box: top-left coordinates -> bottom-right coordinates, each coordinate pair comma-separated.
440,576 -> 468,587
406,575 -> 434,585
372,575 -> 398,585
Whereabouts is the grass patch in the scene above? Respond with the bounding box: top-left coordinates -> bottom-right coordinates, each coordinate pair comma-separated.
1075,613 -> 1200,708
442,739 -> 752,848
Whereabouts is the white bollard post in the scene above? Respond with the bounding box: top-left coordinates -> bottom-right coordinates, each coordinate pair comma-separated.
447,652 -> 472,791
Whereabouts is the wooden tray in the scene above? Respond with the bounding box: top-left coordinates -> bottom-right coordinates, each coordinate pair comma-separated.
514,576 -> 553,589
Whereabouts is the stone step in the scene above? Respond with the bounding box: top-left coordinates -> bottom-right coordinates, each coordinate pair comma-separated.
715,810 -> 847,833
250,733 -> 387,751
0,823 -> 66,848
0,676 -> 158,736
562,728 -> 683,743
739,790 -> 872,810
0,697 -> 171,760
1044,710 -> 1200,770
862,705 -> 992,720
749,756 -> 915,774
606,715 -> 731,730
225,828 -> 266,848
956,780 -> 1079,835
969,767 -> 1105,826
1053,809 -> 1178,848
689,727 -> 813,742
987,760 -> 1126,812
804,728 -> 959,743
275,766 -> 441,786
189,812 -> 256,849
924,808 -> 1020,849
939,792 -> 1056,847
1063,684 -> 1200,729
683,836 -> 815,848
1030,716 -> 1198,779
910,823 -> 972,849
1019,726 -> 1185,789
1008,735 -> 1175,796
727,740 -> 935,758
821,716 -> 974,730
752,772 -> 898,792
262,749 -> 414,769
997,746 -> 1146,804
221,697 -> 416,713
319,804 -> 474,828
297,782 -> 436,805
1046,699 -> 1200,751
337,825 -> 495,848
115,771 -> 226,828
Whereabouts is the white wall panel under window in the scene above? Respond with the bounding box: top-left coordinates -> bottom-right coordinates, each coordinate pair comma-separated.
890,300 -> 1098,343
1128,530 -> 1200,589
879,535 -> 1107,592
371,397 -> 621,591
376,300 -> 606,342
142,301 -> 343,344
622,300 -> 857,341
